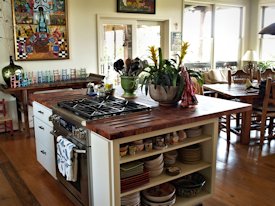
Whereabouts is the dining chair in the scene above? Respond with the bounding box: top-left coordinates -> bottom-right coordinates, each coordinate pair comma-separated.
220,69 -> 253,142
228,69 -> 252,85
257,68 -> 275,82
0,99 -> 14,135
252,78 -> 275,145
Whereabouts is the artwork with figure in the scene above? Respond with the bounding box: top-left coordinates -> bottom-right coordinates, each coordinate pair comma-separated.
12,0 -> 68,60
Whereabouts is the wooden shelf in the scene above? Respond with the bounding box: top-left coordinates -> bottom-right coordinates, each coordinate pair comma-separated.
120,135 -> 212,164
120,161 -> 211,197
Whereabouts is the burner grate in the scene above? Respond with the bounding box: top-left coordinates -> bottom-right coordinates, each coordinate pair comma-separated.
57,96 -> 151,120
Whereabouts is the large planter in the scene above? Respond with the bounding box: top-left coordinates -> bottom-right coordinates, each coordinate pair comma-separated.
120,76 -> 139,98
149,84 -> 180,106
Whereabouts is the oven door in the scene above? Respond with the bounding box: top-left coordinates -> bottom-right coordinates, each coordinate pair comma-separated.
53,132 -> 90,206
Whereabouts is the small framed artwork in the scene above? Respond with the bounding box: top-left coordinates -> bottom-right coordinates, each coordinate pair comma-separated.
12,0 -> 69,61
171,32 -> 182,51
117,0 -> 156,14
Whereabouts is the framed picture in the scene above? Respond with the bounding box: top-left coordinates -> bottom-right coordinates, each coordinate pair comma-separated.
12,0 -> 69,61
117,0 -> 156,14
171,32 -> 182,51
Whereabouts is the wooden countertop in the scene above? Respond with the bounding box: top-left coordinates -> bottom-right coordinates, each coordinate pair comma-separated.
30,88 -> 252,140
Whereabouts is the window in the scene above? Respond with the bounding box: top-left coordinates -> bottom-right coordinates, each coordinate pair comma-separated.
259,6 -> 275,61
183,4 -> 212,71
183,3 -> 243,70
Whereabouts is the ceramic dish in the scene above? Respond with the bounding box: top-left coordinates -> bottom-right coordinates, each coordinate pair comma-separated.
142,183 -> 176,203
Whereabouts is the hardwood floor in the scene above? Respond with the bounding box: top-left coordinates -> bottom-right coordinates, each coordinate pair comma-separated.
0,129 -> 274,206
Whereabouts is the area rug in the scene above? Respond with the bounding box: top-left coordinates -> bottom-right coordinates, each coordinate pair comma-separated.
0,148 -> 41,206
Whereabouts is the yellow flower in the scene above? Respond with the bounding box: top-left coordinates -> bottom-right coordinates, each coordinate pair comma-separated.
149,46 -> 158,67
178,41 -> 189,67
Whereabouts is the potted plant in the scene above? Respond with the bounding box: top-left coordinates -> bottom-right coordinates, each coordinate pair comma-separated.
141,42 -> 203,106
113,57 -> 147,98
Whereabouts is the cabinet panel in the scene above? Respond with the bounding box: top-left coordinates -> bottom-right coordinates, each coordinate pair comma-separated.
33,101 -> 53,127
35,142 -> 57,179
34,117 -> 54,153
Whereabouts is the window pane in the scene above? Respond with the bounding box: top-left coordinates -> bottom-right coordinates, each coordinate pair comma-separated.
215,6 -> 241,66
260,6 -> 275,61
183,4 -> 212,70
136,23 -> 161,63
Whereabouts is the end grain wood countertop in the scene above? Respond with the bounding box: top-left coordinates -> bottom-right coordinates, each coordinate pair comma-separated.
30,89 -> 252,144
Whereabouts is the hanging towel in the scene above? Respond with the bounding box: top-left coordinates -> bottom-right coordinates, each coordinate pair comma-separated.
56,136 -> 78,182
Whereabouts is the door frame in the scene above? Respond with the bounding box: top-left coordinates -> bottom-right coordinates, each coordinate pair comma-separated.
97,14 -> 171,75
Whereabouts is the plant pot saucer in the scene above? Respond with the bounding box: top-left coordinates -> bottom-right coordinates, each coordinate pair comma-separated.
122,92 -> 137,99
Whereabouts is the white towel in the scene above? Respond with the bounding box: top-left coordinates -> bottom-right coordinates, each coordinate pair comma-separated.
56,136 -> 78,182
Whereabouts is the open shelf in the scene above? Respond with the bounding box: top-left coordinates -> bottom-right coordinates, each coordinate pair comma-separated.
120,135 -> 212,164
120,161 -> 211,197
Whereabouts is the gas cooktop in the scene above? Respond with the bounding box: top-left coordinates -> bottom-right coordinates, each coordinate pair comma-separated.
57,95 -> 151,120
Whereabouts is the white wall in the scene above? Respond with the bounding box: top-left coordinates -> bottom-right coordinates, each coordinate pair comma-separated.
0,0 -> 182,84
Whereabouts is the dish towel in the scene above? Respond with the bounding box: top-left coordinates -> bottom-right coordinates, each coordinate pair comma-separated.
56,136 -> 78,182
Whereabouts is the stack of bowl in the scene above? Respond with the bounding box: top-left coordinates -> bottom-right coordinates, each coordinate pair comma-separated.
144,154 -> 164,177
121,192 -> 140,206
141,183 -> 176,206
163,150 -> 178,166
185,126 -> 202,138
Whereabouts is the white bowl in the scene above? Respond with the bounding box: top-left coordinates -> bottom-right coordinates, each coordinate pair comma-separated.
145,160 -> 164,170
142,183 -> 176,203
144,154 -> 163,167
149,167 -> 164,177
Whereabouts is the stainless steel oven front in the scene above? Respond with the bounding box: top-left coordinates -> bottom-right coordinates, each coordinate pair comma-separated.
50,114 -> 92,206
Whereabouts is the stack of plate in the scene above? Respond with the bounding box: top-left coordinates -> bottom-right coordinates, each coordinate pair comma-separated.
141,183 -> 176,206
178,144 -> 201,164
121,161 -> 144,179
164,150 -> 178,166
186,127 -> 202,138
144,154 -> 164,177
121,170 -> 150,192
121,192 -> 141,206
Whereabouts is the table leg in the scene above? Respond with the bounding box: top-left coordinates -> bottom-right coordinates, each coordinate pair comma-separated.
240,110 -> 252,144
22,90 -> 30,136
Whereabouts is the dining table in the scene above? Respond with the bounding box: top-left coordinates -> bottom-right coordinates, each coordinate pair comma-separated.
203,83 -> 260,144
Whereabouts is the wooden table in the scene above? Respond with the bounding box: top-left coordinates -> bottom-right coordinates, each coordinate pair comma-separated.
0,74 -> 104,136
203,83 -> 259,144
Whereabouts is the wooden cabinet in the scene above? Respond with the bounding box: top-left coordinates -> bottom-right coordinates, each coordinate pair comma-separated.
91,118 -> 218,206
33,101 -> 56,179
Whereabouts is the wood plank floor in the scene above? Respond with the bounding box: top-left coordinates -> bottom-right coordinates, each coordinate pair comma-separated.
0,129 -> 274,206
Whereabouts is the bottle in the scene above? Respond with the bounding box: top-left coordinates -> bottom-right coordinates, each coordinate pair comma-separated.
2,56 -> 23,86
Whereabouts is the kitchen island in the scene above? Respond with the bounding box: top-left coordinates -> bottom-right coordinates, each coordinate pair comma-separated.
30,89 -> 251,206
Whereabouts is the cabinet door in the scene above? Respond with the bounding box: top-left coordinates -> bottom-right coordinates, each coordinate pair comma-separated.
33,101 -> 53,127
34,117 -> 54,153
35,142 -> 57,179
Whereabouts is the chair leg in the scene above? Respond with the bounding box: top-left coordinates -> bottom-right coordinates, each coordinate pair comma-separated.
226,114 -> 231,142
268,117 -> 274,140
236,113 -> 241,128
260,114 -> 267,145
9,120 -> 14,136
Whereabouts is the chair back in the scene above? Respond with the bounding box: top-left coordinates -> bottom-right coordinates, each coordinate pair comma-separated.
257,68 -> 275,82
0,99 -> 8,118
228,69 -> 252,85
262,78 -> 275,112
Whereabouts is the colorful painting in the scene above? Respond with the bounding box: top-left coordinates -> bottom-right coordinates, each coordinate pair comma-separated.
117,0 -> 155,14
12,0 -> 69,61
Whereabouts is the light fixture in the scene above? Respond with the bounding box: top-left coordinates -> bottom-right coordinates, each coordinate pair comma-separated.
259,23 -> 275,35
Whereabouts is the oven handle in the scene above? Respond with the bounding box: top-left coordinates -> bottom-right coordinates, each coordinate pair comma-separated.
74,149 -> 86,154
51,130 -> 87,154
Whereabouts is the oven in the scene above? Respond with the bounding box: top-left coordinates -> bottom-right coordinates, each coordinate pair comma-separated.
49,95 -> 151,206
50,114 -> 92,206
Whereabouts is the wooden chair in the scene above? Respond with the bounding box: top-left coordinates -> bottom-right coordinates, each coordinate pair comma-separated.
253,78 -> 275,145
0,99 -> 14,135
257,68 -> 275,82
228,69 -> 252,85
221,69 -> 253,142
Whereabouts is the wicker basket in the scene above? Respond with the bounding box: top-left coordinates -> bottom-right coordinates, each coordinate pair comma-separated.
173,173 -> 206,197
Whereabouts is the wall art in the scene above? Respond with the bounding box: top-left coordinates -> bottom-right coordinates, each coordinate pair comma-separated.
117,0 -> 155,14
12,0 -> 69,60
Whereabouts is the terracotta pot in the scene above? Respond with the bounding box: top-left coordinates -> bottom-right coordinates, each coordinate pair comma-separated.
120,76 -> 139,98
149,84 -> 180,106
